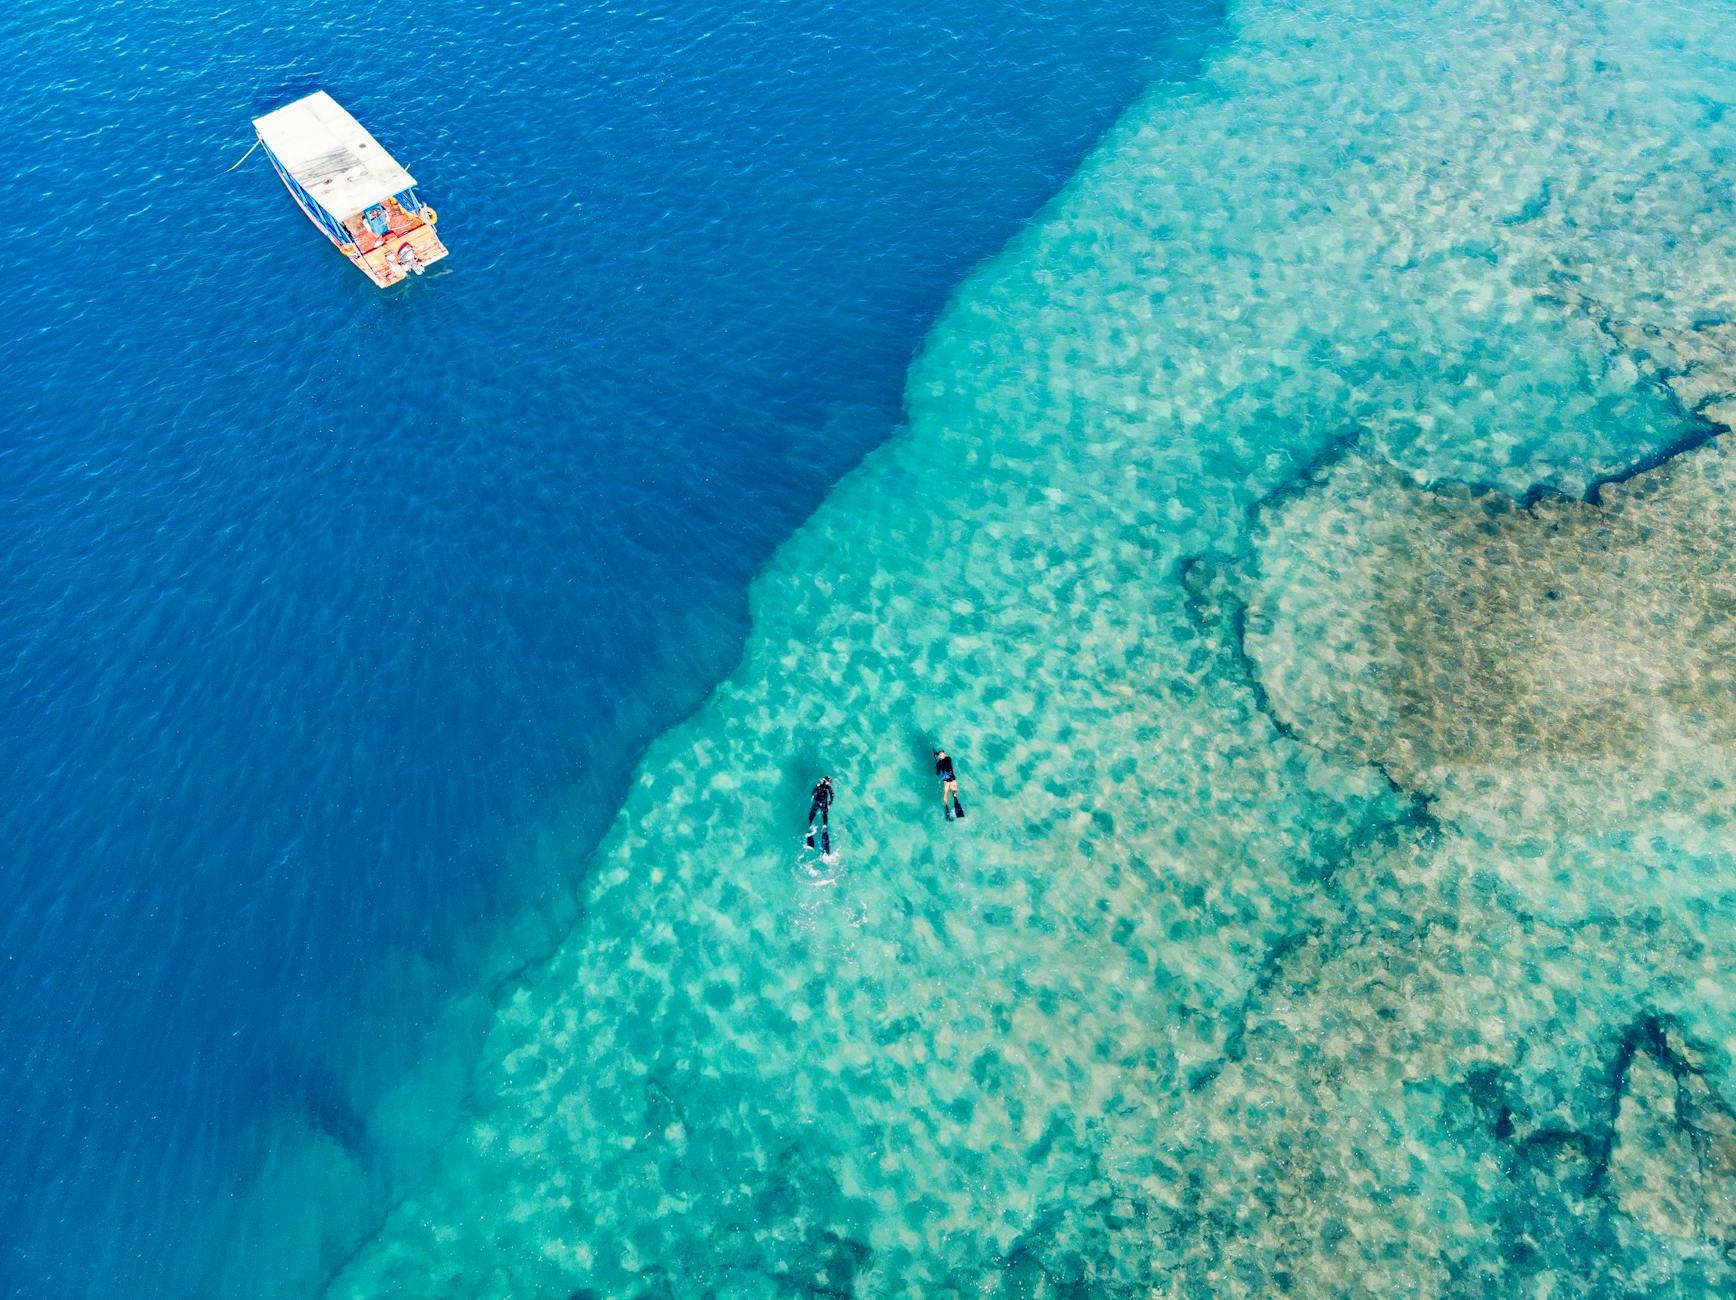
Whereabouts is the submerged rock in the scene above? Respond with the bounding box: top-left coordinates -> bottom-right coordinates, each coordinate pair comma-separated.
1244,436 -> 1736,839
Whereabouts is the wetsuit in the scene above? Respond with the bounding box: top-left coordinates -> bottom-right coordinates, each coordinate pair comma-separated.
806,780 -> 834,850
936,753 -> 965,819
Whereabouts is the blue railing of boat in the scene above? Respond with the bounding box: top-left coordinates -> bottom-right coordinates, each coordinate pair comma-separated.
259,139 -> 355,248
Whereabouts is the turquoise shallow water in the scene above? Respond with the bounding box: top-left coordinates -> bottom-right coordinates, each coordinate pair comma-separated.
334,0 -> 1736,1293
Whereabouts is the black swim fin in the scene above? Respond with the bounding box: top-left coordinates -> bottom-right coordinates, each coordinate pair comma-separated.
952,797 -> 966,820
821,828 -> 832,855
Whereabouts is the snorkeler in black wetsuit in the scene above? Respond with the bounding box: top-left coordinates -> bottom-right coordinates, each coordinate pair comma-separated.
934,749 -> 965,820
806,776 -> 834,853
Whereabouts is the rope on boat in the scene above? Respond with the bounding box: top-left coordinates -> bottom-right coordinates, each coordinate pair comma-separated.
224,138 -> 262,173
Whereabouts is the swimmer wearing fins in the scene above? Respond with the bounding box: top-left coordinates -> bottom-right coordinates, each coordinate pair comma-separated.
806,775 -> 835,853
934,749 -> 966,820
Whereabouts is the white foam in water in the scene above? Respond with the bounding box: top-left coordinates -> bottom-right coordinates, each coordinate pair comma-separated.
332,0 -> 1736,1293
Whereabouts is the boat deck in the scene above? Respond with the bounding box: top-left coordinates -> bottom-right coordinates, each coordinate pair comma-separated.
343,197 -> 422,255
338,196 -> 447,286
354,222 -> 449,288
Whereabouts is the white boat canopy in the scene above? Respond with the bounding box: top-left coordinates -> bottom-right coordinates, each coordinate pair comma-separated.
252,91 -> 417,220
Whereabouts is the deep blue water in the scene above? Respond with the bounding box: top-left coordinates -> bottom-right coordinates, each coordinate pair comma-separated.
0,0 -> 1217,1294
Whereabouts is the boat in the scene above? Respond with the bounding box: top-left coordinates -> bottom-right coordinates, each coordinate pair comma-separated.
252,91 -> 448,288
